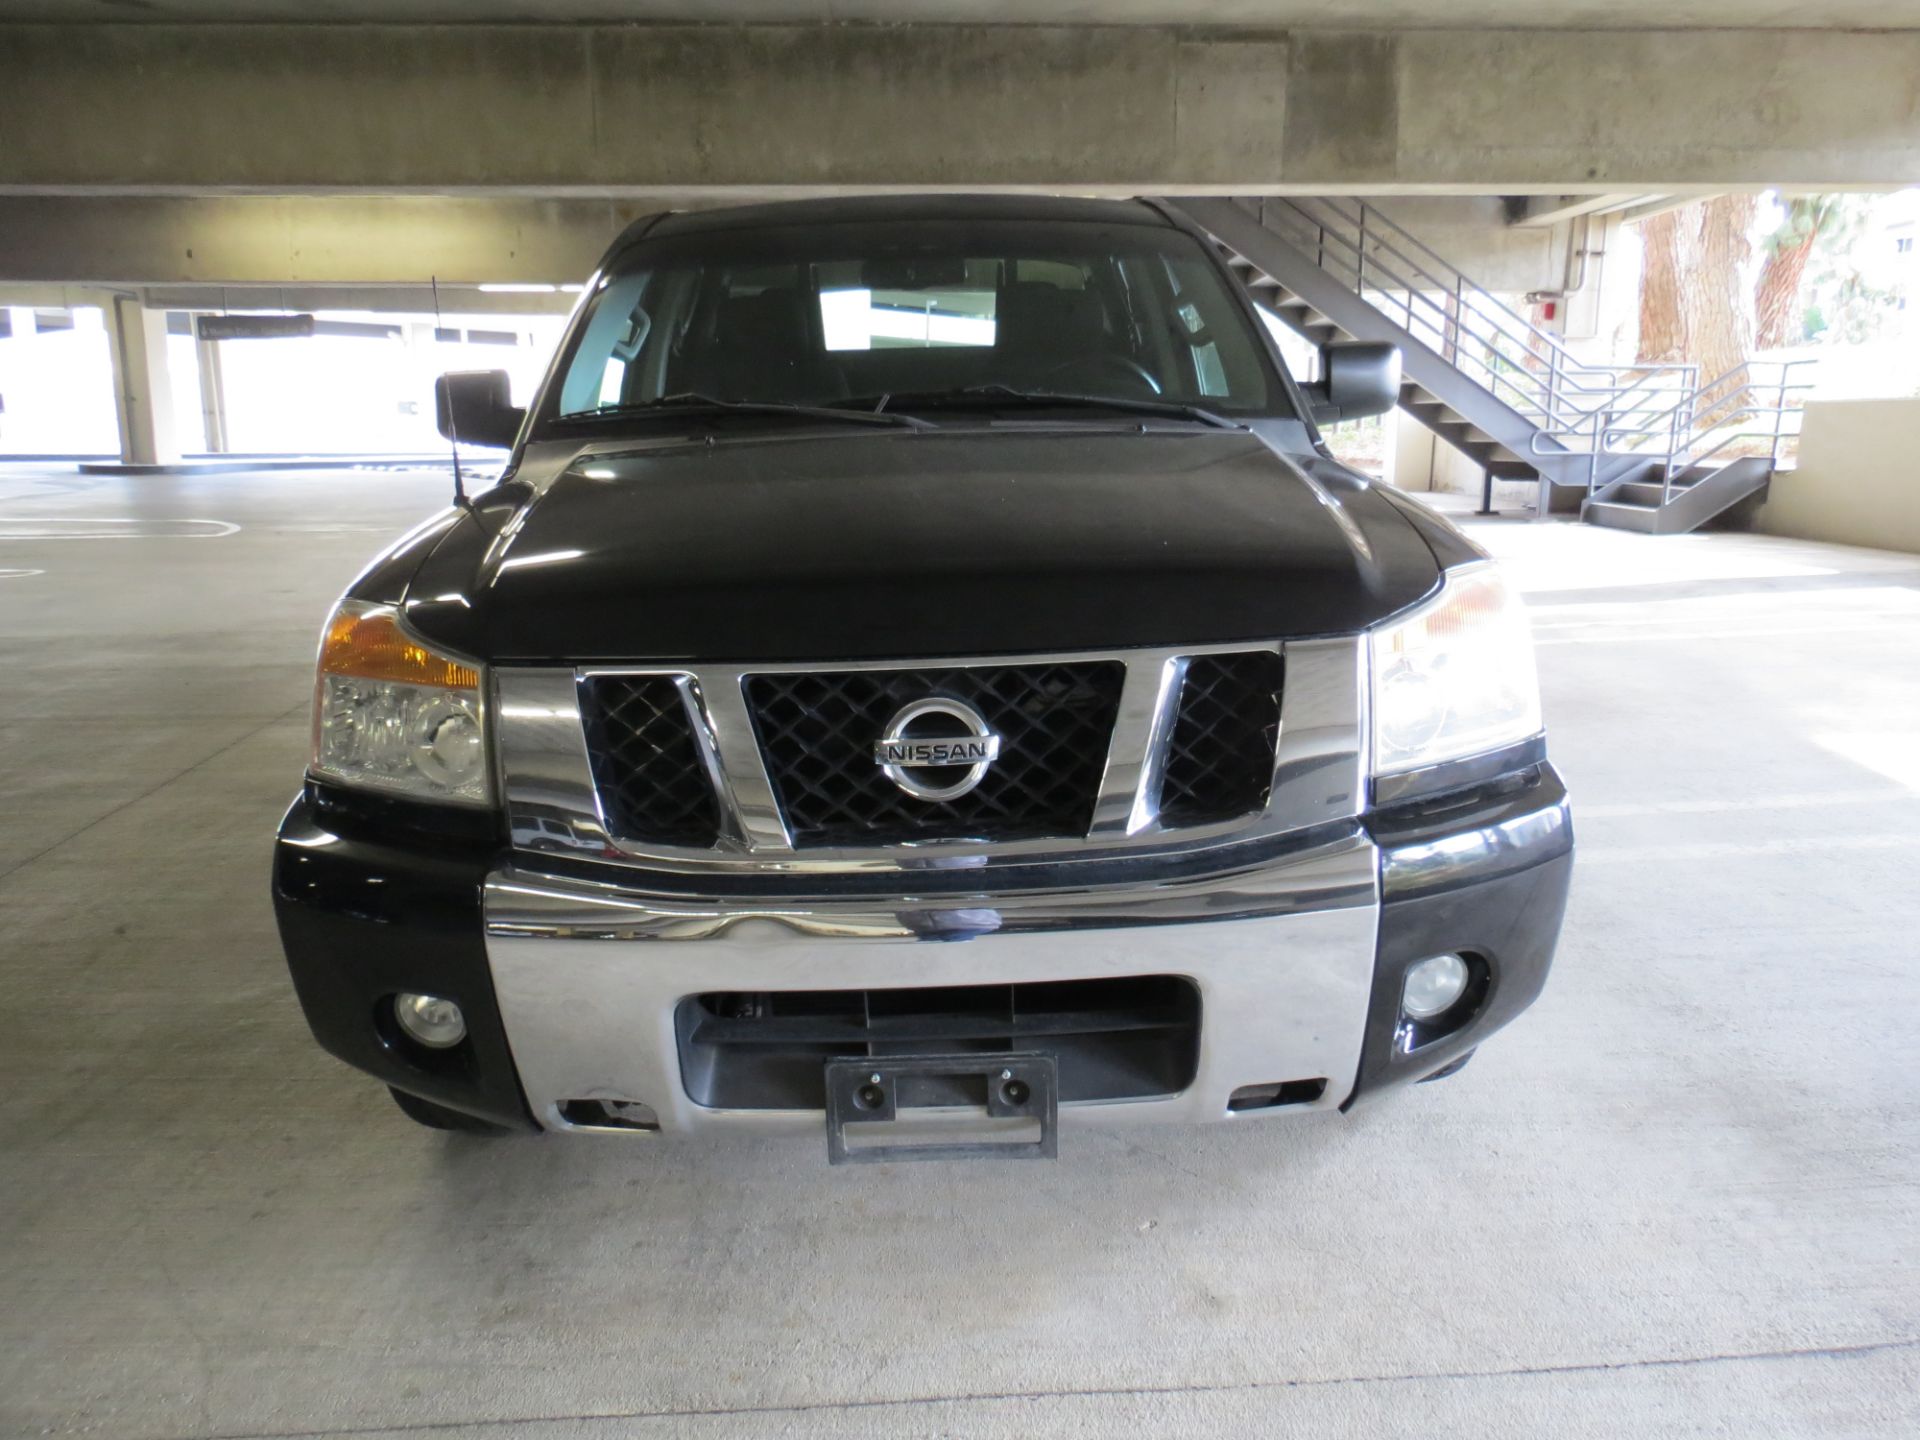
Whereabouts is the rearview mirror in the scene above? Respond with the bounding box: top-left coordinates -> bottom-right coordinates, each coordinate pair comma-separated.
1302,341 -> 1402,425
435,370 -> 525,450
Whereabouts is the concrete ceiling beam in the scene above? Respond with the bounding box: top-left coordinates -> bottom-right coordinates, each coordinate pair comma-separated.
2,24 -> 1918,193
1504,194 -> 1655,228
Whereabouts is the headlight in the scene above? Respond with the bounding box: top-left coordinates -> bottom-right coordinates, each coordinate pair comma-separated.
310,599 -> 491,806
1369,562 -> 1541,777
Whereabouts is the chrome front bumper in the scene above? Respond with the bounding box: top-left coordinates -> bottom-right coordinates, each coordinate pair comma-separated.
484,830 -> 1381,1135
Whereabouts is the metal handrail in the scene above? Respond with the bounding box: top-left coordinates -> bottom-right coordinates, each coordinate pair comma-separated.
1612,357 -> 1811,437
1261,204 -> 1574,407
1257,198 -> 1700,434
1273,197 -> 1702,397
1291,197 -> 1582,365
1233,197 -> 1820,510
1531,360 -> 1815,504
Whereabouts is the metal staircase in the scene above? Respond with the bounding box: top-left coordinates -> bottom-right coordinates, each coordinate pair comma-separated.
1172,197 -> 1811,534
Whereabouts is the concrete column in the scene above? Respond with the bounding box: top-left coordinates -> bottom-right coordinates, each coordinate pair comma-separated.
104,294 -> 178,465
1387,410 -> 1438,492
194,331 -> 227,453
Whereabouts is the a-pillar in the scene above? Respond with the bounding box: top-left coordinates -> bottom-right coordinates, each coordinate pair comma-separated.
104,293 -> 178,466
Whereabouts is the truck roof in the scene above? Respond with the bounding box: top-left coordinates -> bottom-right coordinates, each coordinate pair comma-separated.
608,193 -> 1173,261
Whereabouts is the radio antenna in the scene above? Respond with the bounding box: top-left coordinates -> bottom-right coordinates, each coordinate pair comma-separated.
430,275 -> 468,507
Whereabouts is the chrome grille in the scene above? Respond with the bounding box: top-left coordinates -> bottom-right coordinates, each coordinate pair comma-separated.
578,675 -> 721,847
746,662 -> 1125,847
498,637 -> 1364,874
1160,651 -> 1286,827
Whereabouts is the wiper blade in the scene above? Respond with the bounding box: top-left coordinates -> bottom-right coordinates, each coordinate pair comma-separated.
575,392 -> 934,431
845,386 -> 1245,430
960,386 -> 1246,429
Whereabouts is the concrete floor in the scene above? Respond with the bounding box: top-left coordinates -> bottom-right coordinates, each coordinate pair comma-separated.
2,463 -> 1917,1439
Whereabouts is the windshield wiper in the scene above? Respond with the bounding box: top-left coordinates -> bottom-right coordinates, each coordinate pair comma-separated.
843,386 -> 1245,430
574,392 -> 934,432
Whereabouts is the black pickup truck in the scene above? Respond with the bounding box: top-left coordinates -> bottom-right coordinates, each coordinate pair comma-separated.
273,195 -> 1571,1162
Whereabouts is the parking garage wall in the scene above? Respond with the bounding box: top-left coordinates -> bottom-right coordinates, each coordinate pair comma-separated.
1755,397 -> 1920,554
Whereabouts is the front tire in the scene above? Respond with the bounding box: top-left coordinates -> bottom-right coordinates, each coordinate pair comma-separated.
388,1085 -> 510,1135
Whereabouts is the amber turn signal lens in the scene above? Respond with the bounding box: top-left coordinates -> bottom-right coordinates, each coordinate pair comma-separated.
320,604 -> 479,690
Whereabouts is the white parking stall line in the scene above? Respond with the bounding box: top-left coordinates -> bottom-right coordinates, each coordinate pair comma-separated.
1578,833 -> 1920,863
1535,623 -> 1909,646
1577,788 -> 1916,819
0,517 -> 240,540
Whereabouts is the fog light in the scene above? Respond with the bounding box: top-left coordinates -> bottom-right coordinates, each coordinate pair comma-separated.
1402,954 -> 1470,1020
394,992 -> 466,1049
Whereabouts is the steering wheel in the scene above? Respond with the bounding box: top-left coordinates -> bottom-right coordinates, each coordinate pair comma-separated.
1038,354 -> 1164,396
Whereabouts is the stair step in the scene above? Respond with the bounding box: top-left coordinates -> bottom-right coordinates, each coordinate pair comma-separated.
1398,402 -> 1530,467
1485,460 -> 1539,480
1610,480 -> 1695,507
1584,500 -> 1662,533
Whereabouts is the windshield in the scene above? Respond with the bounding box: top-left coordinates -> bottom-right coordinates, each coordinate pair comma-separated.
546,218 -> 1290,422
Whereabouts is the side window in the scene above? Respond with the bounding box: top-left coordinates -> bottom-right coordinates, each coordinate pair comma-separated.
597,305 -> 652,407
598,358 -> 625,407
1154,258 -> 1272,408
1177,300 -> 1230,396
556,270 -> 653,415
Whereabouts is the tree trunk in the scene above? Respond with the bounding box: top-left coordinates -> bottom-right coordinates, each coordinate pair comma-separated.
1684,194 -> 1757,427
1637,210 -> 1687,364
1753,197 -> 1834,350
1687,194 -> 1756,385
1754,236 -> 1815,350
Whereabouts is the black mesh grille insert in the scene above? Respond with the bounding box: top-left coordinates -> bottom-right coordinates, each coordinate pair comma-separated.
579,675 -> 722,847
1159,650 -> 1285,828
677,977 -> 1202,1109
746,662 -> 1125,848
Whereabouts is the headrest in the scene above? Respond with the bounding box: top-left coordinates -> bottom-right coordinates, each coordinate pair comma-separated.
716,289 -> 810,352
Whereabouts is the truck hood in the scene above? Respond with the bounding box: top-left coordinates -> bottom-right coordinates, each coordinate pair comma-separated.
400,429 -> 1440,662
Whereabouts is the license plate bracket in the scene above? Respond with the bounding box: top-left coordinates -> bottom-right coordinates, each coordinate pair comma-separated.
824,1053 -> 1058,1165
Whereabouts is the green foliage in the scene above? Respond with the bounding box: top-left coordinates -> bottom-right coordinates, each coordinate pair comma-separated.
1806,270 -> 1902,345
1761,195 -> 1840,258
1763,193 -> 1905,347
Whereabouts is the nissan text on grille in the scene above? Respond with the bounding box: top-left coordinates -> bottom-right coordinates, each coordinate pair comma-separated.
274,195 -> 1571,1160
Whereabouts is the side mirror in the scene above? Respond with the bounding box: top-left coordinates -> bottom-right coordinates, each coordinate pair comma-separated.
435,370 -> 524,450
1302,341 -> 1402,424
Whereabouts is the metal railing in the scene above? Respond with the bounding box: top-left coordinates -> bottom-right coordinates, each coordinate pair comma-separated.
1592,358 -> 1817,502
1253,197 -> 1699,443
1243,198 -> 1818,506
1528,358 -> 1816,499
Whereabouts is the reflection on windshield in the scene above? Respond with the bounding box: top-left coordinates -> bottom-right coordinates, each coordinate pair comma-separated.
820,286 -> 998,351
550,220 -> 1286,422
